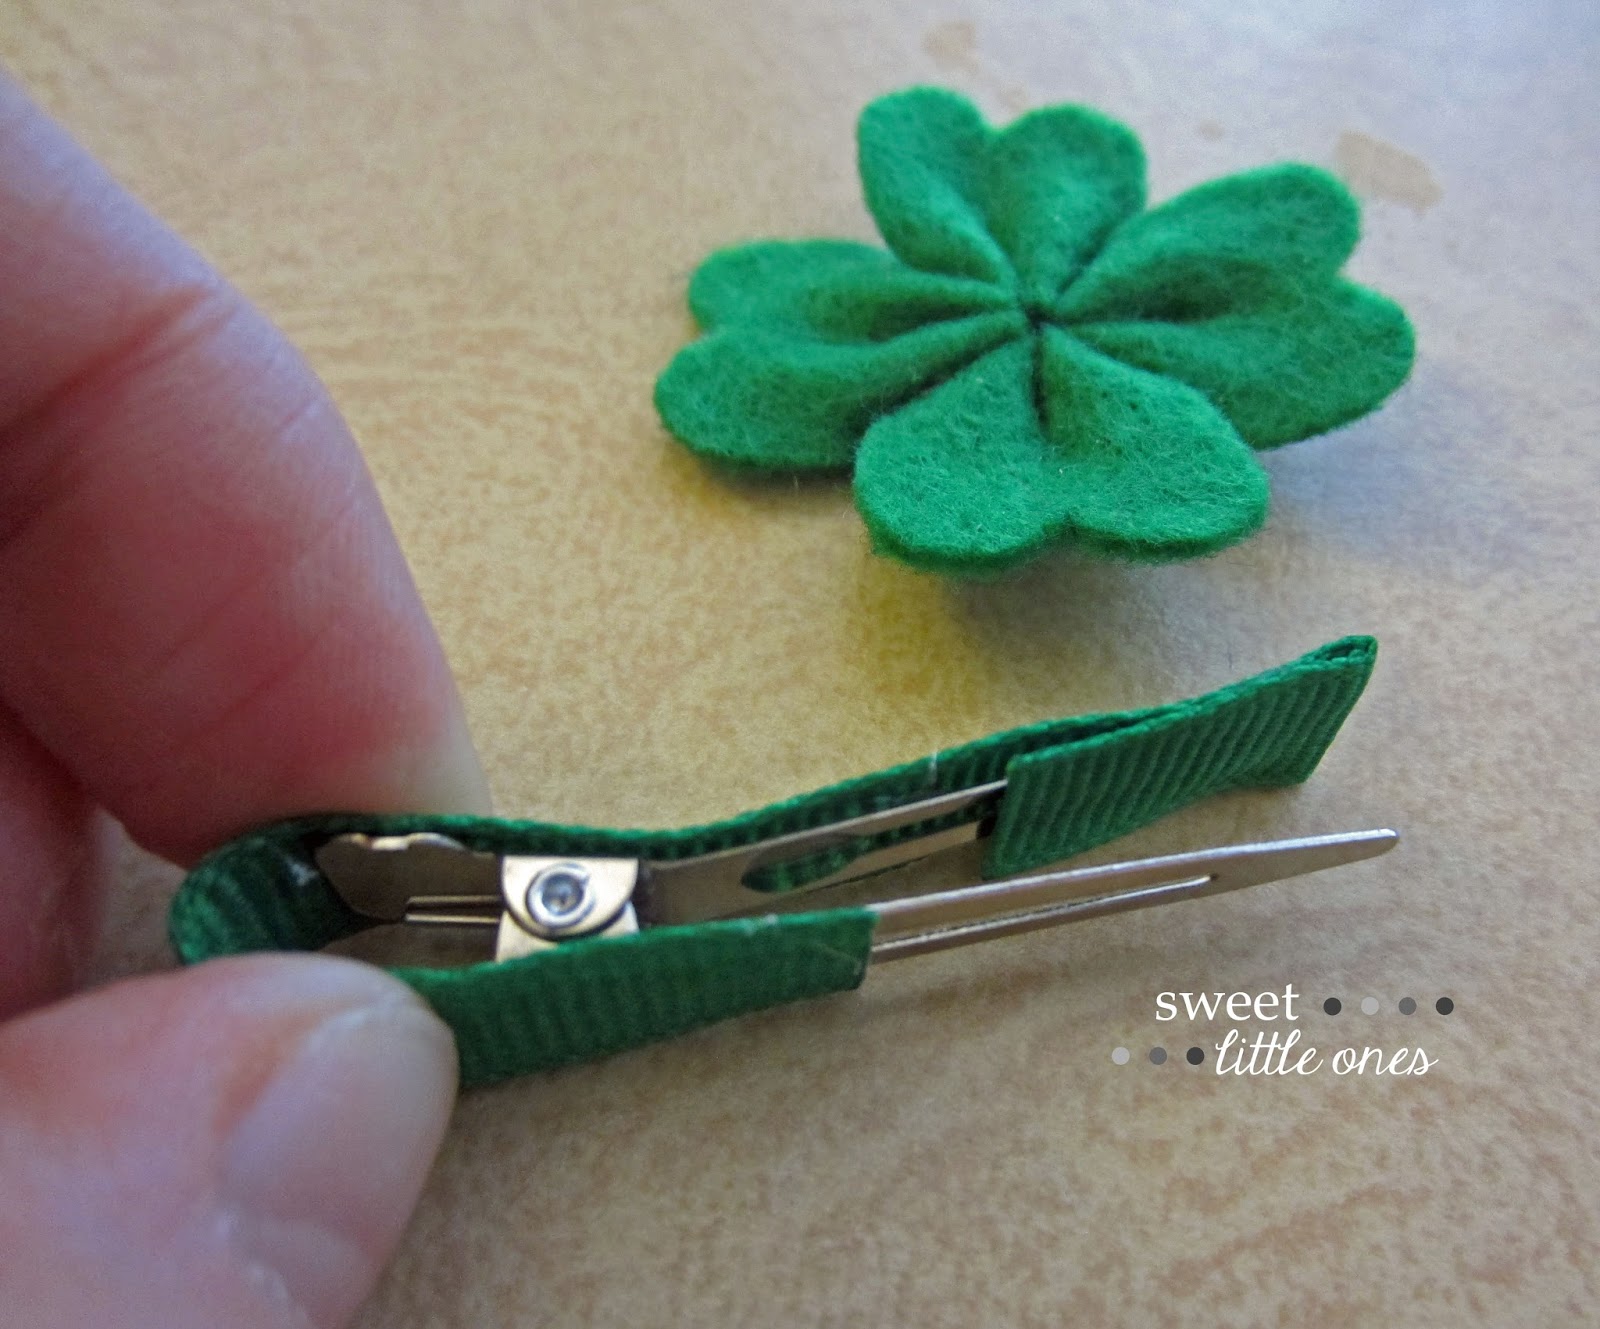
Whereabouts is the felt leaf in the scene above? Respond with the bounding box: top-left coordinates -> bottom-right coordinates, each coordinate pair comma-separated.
655,311 -> 1026,471
1036,328 -> 1269,559
687,239 -> 1014,341
981,103 -> 1146,308
857,87 -> 1015,287
1054,164 -> 1360,324
1073,278 -> 1414,449
853,339 -> 1073,574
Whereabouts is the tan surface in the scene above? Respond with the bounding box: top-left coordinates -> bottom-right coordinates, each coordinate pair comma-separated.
7,1 -> 1598,1324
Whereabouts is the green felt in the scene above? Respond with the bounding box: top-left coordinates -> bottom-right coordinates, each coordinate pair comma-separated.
1051,164 -> 1359,324
853,339 -> 1067,573
169,638 -> 1374,1086
656,87 -> 1414,574
687,239 -> 1016,339
977,102 -> 1145,307
1073,279 -> 1415,450
1036,329 -> 1268,560
854,332 -> 1269,572
655,311 -> 1024,471
857,88 -> 1015,287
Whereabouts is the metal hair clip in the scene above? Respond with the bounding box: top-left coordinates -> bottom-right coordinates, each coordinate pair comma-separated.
315,781 -> 1398,967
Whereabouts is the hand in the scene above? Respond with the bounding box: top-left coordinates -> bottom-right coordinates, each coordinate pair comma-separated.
0,72 -> 493,1327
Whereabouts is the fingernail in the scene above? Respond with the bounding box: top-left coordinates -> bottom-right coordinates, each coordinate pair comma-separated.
219,959 -> 457,1328
427,705 -> 495,816
400,692 -> 495,819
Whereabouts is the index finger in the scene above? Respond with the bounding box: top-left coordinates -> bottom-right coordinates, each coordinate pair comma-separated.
0,71 -> 491,867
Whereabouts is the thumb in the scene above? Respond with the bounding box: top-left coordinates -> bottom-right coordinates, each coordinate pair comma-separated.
0,954 -> 456,1329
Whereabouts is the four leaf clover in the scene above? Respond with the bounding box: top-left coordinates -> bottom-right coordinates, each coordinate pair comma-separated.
655,88 -> 1414,574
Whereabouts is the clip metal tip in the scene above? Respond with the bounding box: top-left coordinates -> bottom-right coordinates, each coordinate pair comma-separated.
867,828 -> 1399,963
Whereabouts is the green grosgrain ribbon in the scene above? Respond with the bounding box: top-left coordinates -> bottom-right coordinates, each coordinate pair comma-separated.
655,88 -> 1414,575
169,636 -> 1376,1086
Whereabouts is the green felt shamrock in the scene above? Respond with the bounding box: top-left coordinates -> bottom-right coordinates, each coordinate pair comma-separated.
655,88 -> 1414,575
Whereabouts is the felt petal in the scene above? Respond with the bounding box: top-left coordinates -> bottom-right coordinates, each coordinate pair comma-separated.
1054,164 -> 1360,324
982,104 -> 1146,307
1036,328 -> 1269,559
655,311 -> 1026,471
1073,278 -> 1414,448
687,239 -> 1014,340
854,338 -> 1076,574
857,88 -> 1014,286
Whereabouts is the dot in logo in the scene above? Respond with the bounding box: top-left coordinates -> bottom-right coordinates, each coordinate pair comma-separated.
1360,996 -> 1380,1015
1149,1047 -> 1167,1065
1112,1046 -> 1130,1065
1436,997 -> 1454,1015
1186,1046 -> 1205,1066
1398,997 -> 1417,1015
1323,997 -> 1342,1015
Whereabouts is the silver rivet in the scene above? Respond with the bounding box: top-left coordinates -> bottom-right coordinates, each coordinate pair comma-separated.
526,863 -> 594,932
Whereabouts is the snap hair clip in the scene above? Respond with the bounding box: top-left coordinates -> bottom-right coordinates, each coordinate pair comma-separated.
170,638 -> 1389,1085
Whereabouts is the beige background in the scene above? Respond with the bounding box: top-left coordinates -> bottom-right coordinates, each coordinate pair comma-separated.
6,1 -> 1598,1324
